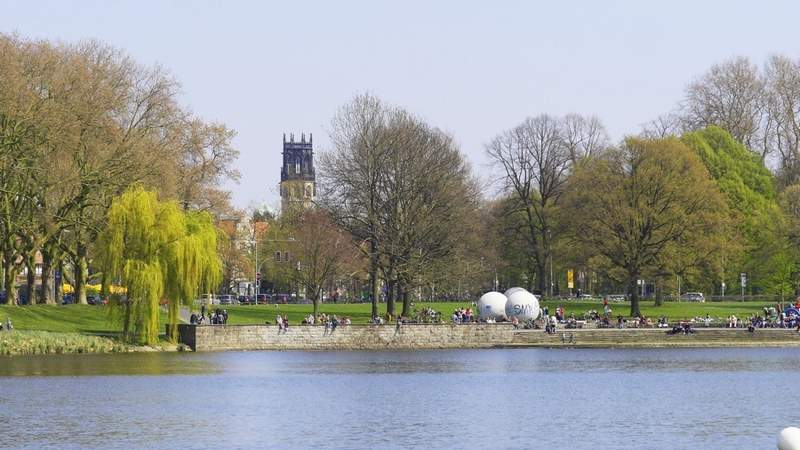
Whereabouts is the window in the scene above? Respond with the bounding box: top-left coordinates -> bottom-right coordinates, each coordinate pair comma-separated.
284,251 -> 290,262
274,251 -> 281,262
295,162 -> 300,174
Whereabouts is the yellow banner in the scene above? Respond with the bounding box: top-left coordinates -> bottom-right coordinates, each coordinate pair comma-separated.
567,270 -> 574,289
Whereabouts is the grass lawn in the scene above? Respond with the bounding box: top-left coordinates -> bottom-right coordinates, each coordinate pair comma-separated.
0,304 -> 167,335
214,299 -> 776,325
0,299 -> 776,335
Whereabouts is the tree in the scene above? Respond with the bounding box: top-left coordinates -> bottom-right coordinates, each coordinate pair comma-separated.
682,57 -> 767,157
487,114 -> 605,294
0,34 -> 238,307
764,55 -> 800,185
322,94 -> 478,318
288,209 -> 360,318
562,136 -> 729,316
321,94 -> 395,319
682,126 -> 781,294
97,187 -> 221,344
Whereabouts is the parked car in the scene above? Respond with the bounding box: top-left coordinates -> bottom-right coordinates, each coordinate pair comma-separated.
604,294 -> 627,302
680,292 -> 705,303
237,295 -> 251,305
273,294 -> 290,304
196,294 -> 217,305
62,293 -> 75,305
256,294 -> 269,305
218,294 -> 234,305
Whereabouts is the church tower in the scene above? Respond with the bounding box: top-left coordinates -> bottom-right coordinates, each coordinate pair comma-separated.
280,132 -> 316,213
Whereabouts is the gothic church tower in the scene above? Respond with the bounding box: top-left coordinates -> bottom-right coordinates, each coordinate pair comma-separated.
280,133 -> 316,213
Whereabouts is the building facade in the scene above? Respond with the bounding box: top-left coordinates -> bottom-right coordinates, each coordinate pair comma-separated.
280,133 -> 316,213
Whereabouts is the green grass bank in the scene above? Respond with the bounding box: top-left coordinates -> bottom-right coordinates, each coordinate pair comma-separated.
217,299 -> 775,325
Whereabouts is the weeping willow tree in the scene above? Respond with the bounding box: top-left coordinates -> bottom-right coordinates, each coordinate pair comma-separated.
97,186 -> 221,345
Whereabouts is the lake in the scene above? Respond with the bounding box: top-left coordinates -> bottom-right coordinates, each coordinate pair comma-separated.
0,348 -> 797,449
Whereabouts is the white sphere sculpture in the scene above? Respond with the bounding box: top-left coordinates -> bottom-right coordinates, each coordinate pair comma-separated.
504,287 -> 526,297
478,291 -> 508,320
505,291 -> 540,321
778,427 -> 800,450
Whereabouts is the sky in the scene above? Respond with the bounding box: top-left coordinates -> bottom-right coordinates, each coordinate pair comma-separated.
3,0 -> 800,210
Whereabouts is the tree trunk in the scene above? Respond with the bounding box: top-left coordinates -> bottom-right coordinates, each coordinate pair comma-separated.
54,258 -> 64,304
3,254 -> 17,305
386,278 -> 396,318
401,283 -> 411,318
75,242 -> 88,305
25,253 -> 35,305
369,242 -> 379,319
629,276 -> 641,317
123,289 -> 132,340
536,263 -> 547,296
312,291 -> 320,320
40,251 -> 54,304
168,298 -> 179,343
654,284 -> 663,307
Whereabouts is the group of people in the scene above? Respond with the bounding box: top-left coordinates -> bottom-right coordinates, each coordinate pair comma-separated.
666,322 -> 695,335
0,317 -> 12,332
275,314 -> 289,333
451,307 -> 475,324
190,307 -> 228,325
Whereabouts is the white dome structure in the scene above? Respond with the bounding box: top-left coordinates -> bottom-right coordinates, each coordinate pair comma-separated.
477,291 -> 508,320
504,287 -> 526,297
505,291 -> 540,321
779,427 -> 800,450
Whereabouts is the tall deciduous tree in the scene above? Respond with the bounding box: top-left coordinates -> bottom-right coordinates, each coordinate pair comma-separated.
683,57 -> 767,157
487,114 -> 606,294
563,137 -> 728,316
287,209 -> 360,318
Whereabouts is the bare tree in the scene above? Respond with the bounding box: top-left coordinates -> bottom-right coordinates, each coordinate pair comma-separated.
288,209 -> 361,318
764,55 -> 800,184
486,114 -> 574,294
640,112 -> 684,139
562,114 -> 610,164
320,94 -> 396,319
682,57 -> 767,157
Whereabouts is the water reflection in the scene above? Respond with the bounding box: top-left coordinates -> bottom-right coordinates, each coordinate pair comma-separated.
0,352 -> 221,377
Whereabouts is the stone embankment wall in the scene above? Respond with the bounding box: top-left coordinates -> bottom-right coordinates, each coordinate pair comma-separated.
178,323 -> 515,351
176,324 -> 800,351
510,328 -> 800,348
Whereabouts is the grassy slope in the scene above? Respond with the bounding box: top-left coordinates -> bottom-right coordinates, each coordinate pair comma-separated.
0,304 -> 167,335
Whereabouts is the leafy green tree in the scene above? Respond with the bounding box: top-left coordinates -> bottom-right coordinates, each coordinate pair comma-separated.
97,187 -> 221,344
682,126 -> 784,294
563,136 -> 729,316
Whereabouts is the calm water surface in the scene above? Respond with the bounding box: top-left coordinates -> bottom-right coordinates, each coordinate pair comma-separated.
0,348 -> 798,449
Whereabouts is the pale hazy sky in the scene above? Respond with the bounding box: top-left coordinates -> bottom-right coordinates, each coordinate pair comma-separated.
3,0 -> 800,209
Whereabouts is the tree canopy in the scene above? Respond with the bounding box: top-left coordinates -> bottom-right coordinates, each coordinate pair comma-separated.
97,186 -> 221,344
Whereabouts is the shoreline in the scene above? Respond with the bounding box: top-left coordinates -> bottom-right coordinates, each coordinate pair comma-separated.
177,323 -> 800,352
4,325 -> 800,356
